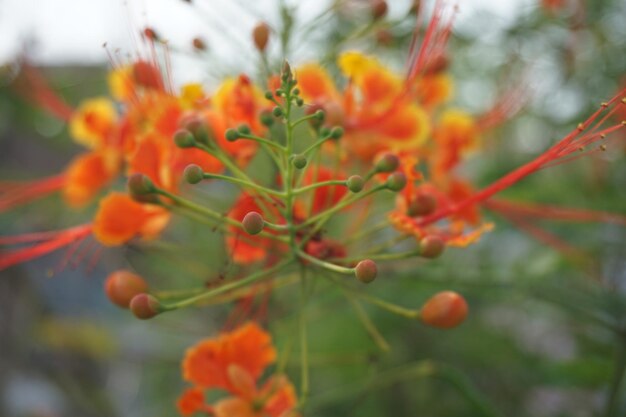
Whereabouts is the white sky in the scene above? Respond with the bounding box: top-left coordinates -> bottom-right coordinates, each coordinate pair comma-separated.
0,0 -> 534,84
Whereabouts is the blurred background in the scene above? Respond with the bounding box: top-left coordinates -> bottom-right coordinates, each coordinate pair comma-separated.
1,0 -> 625,416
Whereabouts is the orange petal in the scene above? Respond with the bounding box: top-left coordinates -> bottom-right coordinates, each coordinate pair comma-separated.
63,151 -> 120,207
177,387 -> 207,417
214,397 -> 256,417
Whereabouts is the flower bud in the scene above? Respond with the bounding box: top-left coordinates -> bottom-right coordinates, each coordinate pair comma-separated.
407,193 -> 437,217
330,126 -> 344,140
292,154 -> 307,169
355,259 -> 377,283
242,211 -> 264,235
272,107 -> 283,117
174,129 -> 196,148
192,37 -> 206,51
104,270 -> 148,308
186,120 -> 211,144
420,291 -> 468,329
130,293 -> 162,320
260,110 -> 274,127
420,235 -> 445,259
225,128 -> 240,142
237,124 -> 251,135
143,27 -> 159,42
252,22 -> 270,52
184,164 -> 204,184
346,175 -> 364,193
374,153 -> 399,173
386,172 -> 407,192
281,60 -> 293,83
370,0 -> 388,20
128,173 -> 155,196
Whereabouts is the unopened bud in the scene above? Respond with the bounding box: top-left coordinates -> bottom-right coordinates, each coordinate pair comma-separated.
128,173 -> 155,196
330,126 -> 344,140
260,110 -> 274,127
130,293 -> 162,320
184,164 -> 204,184
370,0 -> 388,20
242,211 -> 264,235
143,27 -> 159,42
192,37 -> 206,51
292,154 -> 307,169
105,270 -> 148,309
355,259 -> 378,283
186,120 -> 211,144
374,153 -> 399,173
237,124 -> 251,135
225,128 -> 240,142
420,291 -> 468,329
420,235 -> 445,259
174,129 -> 196,148
281,60 -> 293,83
386,172 -> 407,192
252,22 -> 271,52
273,107 -> 283,117
407,193 -> 437,217
346,175 -> 364,193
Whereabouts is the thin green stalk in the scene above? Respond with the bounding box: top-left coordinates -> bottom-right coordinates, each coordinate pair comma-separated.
161,259 -> 294,311
202,173 -> 284,196
297,249 -> 354,275
238,132 -> 286,151
299,266 -> 310,405
343,289 -> 391,352
293,180 -> 347,195
605,334 -> 626,417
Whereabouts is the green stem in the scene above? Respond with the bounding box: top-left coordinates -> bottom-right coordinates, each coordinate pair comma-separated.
605,334 -> 626,417
239,132 -> 286,151
202,173 -> 284,196
301,134 -> 333,155
161,259 -> 294,311
293,180 -> 347,195
343,289 -> 391,352
299,266 -> 310,406
297,249 -> 354,275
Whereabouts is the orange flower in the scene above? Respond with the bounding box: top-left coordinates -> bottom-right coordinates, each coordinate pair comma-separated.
182,322 -> 277,390
63,151 -> 120,207
92,192 -> 170,246
431,109 -> 480,179
177,387 -> 210,417
179,323 -> 298,417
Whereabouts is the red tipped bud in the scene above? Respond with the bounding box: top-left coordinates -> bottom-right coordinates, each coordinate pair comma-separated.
184,164 -> 204,184
242,211 -> 264,235
370,0 -> 388,20
174,129 -> 196,148
407,193 -> 437,217
420,291 -> 468,329
130,293 -> 162,320
253,22 -> 271,52
386,172 -> 407,192
420,235 -> 445,259
374,153 -> 399,173
128,173 -> 155,196
346,175 -> 364,193
355,259 -> 378,283
192,37 -> 206,51
104,270 -> 149,309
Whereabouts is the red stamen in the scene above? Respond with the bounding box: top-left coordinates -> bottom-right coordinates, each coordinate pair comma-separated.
14,62 -> 74,121
0,175 -> 65,213
0,224 -> 92,271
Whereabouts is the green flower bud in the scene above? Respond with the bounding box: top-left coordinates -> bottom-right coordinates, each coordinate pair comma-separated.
346,175 -> 364,193
260,110 -> 274,127
173,129 -> 196,148
128,173 -> 155,196
292,154 -> 307,169
386,172 -> 407,192
273,106 -> 283,117
355,259 -> 378,283
264,91 -> 274,100
225,128 -> 239,142
242,211 -> 264,235
374,153 -> 399,173
184,164 -> 204,185
237,124 -> 251,135
330,126 -> 344,140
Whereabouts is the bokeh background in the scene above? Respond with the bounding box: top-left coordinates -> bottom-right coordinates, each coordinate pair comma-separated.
1,0 -> 625,416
